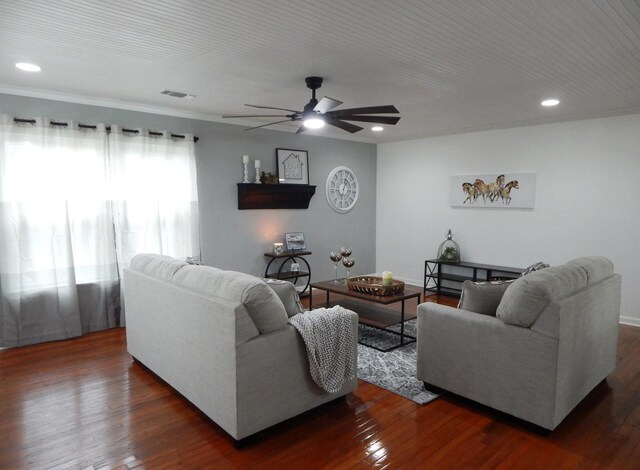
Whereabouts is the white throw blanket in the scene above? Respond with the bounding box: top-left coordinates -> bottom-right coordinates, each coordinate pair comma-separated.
288,306 -> 356,393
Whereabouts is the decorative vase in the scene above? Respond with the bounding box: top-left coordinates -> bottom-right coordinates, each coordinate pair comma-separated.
437,229 -> 461,263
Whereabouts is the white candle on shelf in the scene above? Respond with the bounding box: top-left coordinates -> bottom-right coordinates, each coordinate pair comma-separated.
242,155 -> 249,164
254,160 -> 261,183
382,271 -> 393,285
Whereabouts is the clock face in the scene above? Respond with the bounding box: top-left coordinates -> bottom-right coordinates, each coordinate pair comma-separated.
326,166 -> 359,213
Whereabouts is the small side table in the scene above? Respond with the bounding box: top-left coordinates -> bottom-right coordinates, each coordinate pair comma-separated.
264,251 -> 312,295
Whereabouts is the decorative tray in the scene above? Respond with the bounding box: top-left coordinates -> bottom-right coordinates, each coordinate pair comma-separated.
346,276 -> 405,296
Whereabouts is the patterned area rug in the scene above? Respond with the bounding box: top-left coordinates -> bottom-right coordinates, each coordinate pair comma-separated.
357,319 -> 439,405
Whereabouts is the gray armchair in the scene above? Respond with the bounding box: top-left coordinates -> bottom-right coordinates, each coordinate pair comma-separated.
416,257 -> 621,430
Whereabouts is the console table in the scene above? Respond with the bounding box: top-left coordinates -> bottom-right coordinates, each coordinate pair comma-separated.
424,259 -> 524,298
264,251 -> 311,295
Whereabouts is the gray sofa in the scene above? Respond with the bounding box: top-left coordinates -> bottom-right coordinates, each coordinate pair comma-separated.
417,256 -> 621,430
124,254 -> 358,440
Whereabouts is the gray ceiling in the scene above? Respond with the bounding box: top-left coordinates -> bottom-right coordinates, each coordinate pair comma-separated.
1,0 -> 639,143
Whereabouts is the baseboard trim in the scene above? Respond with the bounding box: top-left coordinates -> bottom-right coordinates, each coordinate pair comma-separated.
620,316 -> 640,327
392,276 -> 423,288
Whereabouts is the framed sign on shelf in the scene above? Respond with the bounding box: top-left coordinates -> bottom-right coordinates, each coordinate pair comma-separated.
276,148 -> 309,185
284,232 -> 306,251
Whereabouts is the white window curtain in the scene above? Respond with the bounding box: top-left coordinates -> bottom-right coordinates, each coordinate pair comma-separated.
109,126 -> 200,326
109,126 -> 200,274
0,116 -> 200,346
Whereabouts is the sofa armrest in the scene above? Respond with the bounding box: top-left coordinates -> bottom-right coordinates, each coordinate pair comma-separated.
416,301 -> 559,429
417,302 -> 508,340
234,307 -> 358,439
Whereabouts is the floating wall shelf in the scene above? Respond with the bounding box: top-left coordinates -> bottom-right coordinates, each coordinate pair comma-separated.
237,183 -> 316,210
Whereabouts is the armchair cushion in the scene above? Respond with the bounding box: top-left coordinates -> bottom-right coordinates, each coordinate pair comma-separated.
566,256 -> 614,283
457,280 -> 513,316
497,264 -> 587,327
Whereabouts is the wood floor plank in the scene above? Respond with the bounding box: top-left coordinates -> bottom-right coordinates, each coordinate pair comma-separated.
1,292 -> 639,469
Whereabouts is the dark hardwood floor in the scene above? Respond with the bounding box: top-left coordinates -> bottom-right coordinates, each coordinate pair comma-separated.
1,291 -> 639,469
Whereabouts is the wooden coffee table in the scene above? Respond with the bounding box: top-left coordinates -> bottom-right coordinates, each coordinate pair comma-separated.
309,279 -> 422,352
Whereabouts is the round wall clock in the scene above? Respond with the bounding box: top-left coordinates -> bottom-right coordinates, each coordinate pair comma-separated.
326,166 -> 359,213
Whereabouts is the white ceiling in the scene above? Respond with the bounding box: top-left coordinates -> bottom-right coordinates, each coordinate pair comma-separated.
1,0 -> 639,143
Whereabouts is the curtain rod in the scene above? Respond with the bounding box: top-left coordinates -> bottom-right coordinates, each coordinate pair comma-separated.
12,118 -> 199,143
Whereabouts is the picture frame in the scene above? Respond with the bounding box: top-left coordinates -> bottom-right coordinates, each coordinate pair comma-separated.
284,232 -> 306,251
276,148 -> 309,185
450,173 -> 536,209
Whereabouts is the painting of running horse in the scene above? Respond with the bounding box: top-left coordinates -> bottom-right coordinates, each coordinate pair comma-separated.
450,173 -> 536,209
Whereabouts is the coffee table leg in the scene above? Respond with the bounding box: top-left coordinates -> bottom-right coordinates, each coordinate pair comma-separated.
400,299 -> 406,345
326,290 -> 330,307
309,286 -> 313,310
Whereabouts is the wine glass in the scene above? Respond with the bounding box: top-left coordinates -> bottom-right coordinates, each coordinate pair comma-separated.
340,245 -> 352,257
329,251 -> 343,283
342,257 -> 355,280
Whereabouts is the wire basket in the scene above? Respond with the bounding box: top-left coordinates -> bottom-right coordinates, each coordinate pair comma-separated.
347,276 -> 405,296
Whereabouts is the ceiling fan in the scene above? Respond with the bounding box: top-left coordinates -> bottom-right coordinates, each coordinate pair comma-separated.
222,76 -> 400,134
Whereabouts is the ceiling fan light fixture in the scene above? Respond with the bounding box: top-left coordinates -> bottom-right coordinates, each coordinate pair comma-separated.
371,126 -> 384,132
223,76 -> 400,134
541,98 -> 560,107
303,116 -> 325,129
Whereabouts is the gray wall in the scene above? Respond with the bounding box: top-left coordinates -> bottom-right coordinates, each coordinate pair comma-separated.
0,93 -> 377,283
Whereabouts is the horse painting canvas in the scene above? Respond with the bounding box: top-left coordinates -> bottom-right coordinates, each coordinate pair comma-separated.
450,173 -> 536,209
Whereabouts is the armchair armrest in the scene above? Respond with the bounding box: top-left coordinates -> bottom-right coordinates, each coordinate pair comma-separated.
416,302 -> 559,429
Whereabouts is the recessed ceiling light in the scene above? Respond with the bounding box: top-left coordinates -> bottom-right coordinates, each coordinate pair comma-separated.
541,99 -> 559,107
15,62 -> 41,72
371,126 -> 384,132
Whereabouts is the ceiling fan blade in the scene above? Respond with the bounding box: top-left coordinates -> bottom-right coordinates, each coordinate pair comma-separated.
223,114 -> 291,118
243,120 -> 292,131
245,104 -> 301,113
314,96 -> 343,114
296,125 -> 307,134
325,117 -> 363,134
334,115 -> 401,125
332,105 -> 399,115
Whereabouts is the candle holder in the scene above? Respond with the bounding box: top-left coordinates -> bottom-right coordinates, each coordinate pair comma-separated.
340,245 -> 353,258
242,162 -> 250,183
254,164 -> 261,183
329,251 -> 343,283
342,257 -> 355,280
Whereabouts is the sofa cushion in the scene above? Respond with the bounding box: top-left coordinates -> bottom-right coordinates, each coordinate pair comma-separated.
173,265 -> 288,334
130,253 -> 188,281
497,264 -> 587,327
566,256 -> 614,284
262,278 -> 304,317
458,280 -> 513,316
